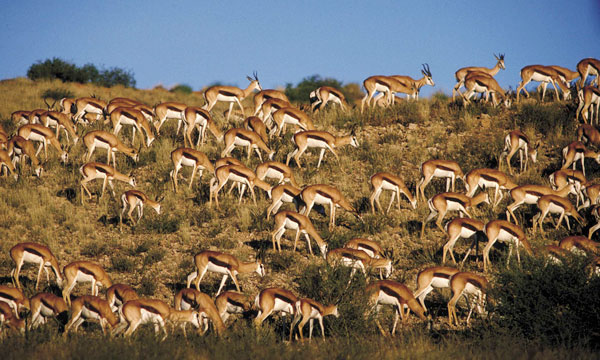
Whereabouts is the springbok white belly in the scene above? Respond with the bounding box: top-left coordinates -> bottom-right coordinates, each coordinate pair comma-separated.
496,229 -> 517,242
272,298 -> 294,315
140,309 -> 163,324
430,277 -> 451,289
283,218 -> 301,231
81,305 -> 102,320
75,271 -> 96,283
546,203 -> 566,215
206,262 -> 230,275
381,180 -> 399,191
21,251 -> 44,265
432,168 -> 455,178
530,72 -> 553,83
376,290 -> 399,307
312,193 -> 333,205
180,157 -> 198,167
39,303 -> 56,317
305,138 -> 329,149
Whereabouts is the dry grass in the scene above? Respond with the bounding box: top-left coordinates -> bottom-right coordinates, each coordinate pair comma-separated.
0,78 -> 596,357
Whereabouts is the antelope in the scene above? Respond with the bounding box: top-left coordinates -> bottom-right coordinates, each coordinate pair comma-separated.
209,164 -> 272,207
106,284 -> 138,312
562,141 -> 600,176
254,287 -> 298,337
271,210 -> 327,257
577,58 -> 600,88
186,250 -> 265,296
416,159 -> 465,202
39,111 -> 79,145
442,218 -> 485,264
482,220 -> 532,272
64,295 -> 119,335
370,171 -> 417,213
83,130 -> 139,169
344,238 -> 383,259
80,162 -> 136,203
548,65 -> 580,86
72,97 -> 107,124
447,272 -> 488,326
290,298 -> 339,340
271,107 -> 316,137
361,75 -> 393,112
11,110 -> 30,125
29,293 -> 68,329
62,261 -> 113,306
576,86 -> 600,124
255,161 -> 299,188
0,149 -> 18,180
243,116 -> 269,144
108,107 -> 155,147
581,183 -> 600,210
59,97 -> 76,114
203,72 -> 262,122
266,183 -> 302,220
500,130 -> 538,175
182,106 -> 223,148
577,124 -> 600,146
253,89 -> 290,117
462,72 -> 511,107
215,291 -> 252,325
453,53 -> 505,101
420,192 -> 489,238
532,194 -> 584,234
173,288 -> 225,335
286,130 -> 358,169
366,280 -> 428,336
300,184 -> 360,230
260,98 -> 292,125
326,248 -> 393,280
516,65 -> 570,101
310,86 -> 348,112
373,64 -> 435,101
0,285 -> 30,318
28,108 -> 47,125
560,235 -> 600,255
7,136 -> 43,177
119,298 -> 204,339
221,128 -> 275,162
506,184 -> 574,224
170,147 -> 214,193
0,302 -> 25,334
413,266 -> 460,313
549,169 -> 587,206
17,124 -> 68,163
153,101 -> 187,135
10,242 -> 63,290
120,189 -> 162,225
464,168 -> 517,207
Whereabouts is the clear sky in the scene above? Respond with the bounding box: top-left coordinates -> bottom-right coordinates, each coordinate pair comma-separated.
1,1 -> 599,97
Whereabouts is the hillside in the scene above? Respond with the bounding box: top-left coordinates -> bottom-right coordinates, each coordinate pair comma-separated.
0,78 -> 598,359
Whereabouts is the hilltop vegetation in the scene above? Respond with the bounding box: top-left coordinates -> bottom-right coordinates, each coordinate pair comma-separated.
0,77 -> 598,358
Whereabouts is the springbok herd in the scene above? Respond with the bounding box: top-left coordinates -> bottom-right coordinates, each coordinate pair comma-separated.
0,56 -> 599,341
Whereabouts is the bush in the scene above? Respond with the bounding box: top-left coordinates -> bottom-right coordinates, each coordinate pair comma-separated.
285,75 -> 362,104
27,57 -> 136,88
170,84 -> 193,94
41,88 -> 74,101
111,255 -> 136,272
490,255 -> 600,347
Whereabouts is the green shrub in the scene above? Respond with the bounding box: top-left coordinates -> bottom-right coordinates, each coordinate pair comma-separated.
170,84 -> 193,94
111,255 -> 136,272
80,241 -> 109,257
143,248 -> 166,266
490,255 -> 600,347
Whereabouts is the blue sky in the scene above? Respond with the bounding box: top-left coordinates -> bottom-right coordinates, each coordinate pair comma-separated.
1,1 -> 599,97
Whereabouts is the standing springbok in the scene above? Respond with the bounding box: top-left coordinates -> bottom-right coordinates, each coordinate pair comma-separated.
17,124 -> 68,163
310,86 -> 348,112
61,261 -> 112,306
482,220 -> 532,272
300,184 -> 361,229
221,128 -> 275,162
209,164 -> 272,207
420,192 -> 489,238
120,189 -> 162,225
80,162 -> 136,203
370,171 -> 417,213
203,72 -> 261,122
286,130 -> 358,169
10,242 -> 63,290
186,250 -> 265,295
416,159 -> 465,202
501,130 -> 538,175
271,210 -> 327,257
291,298 -> 339,340
170,147 -> 214,193
83,130 -> 139,169
452,53 -> 505,101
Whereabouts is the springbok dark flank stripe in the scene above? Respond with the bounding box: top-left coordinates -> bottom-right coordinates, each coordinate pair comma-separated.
219,90 -> 237,97
316,190 -> 333,199
306,134 -> 329,143
380,285 -> 401,302
433,272 -> 452,280
481,174 -> 498,182
236,133 -> 252,142
463,222 -> 481,232
466,278 -> 484,289
208,256 -> 233,269
182,151 -> 197,160
140,304 -> 162,315
274,293 -> 295,304
79,267 -> 96,276
438,165 -> 456,172
25,247 -> 44,258
230,169 -> 249,178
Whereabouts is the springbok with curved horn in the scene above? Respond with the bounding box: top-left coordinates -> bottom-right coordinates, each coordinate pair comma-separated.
453,53 -> 505,101
39,111 -> 79,145
373,64 -> 434,101
203,72 -> 262,122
